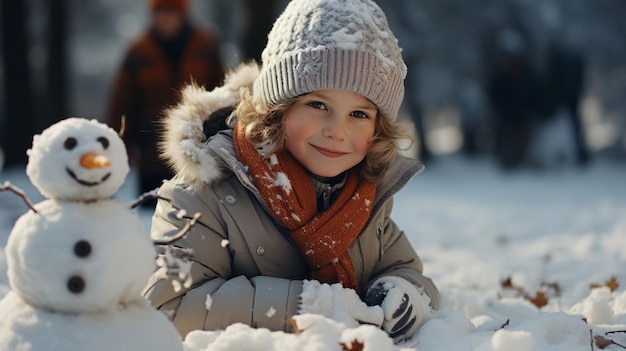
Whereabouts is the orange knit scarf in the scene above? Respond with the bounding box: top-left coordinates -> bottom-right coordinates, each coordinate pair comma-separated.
233,122 -> 376,293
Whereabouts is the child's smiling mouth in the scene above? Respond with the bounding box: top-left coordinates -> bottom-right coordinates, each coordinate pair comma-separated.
311,144 -> 348,158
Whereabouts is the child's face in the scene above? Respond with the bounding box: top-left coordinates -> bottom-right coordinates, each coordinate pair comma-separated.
283,89 -> 377,181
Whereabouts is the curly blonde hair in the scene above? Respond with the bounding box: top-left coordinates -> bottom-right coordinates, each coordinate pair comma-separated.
231,88 -> 411,184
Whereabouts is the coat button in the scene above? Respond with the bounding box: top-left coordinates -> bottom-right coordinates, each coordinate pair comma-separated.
256,246 -> 266,256
224,194 -> 237,205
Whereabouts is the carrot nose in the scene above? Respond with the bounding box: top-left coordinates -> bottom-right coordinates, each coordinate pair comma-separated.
80,152 -> 110,169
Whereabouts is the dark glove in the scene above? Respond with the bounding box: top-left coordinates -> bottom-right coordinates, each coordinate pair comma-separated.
364,276 -> 432,343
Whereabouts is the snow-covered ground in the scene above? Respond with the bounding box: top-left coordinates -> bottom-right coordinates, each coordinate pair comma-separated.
1,156 -> 626,350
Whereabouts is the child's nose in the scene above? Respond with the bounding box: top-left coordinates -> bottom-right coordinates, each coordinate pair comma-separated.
322,116 -> 347,140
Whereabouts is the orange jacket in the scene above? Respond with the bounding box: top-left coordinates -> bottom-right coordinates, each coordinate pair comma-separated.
107,25 -> 225,173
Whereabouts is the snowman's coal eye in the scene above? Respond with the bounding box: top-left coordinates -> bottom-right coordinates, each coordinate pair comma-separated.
64,137 -> 78,150
67,275 -> 85,294
97,136 -> 109,150
74,240 -> 92,258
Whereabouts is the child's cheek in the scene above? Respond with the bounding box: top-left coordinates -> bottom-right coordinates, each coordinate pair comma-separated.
355,140 -> 371,160
285,118 -> 315,141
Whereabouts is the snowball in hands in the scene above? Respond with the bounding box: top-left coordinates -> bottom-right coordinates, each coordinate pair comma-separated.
364,276 -> 432,342
299,280 -> 384,327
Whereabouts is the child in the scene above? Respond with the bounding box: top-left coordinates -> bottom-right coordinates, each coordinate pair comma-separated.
143,0 -> 440,343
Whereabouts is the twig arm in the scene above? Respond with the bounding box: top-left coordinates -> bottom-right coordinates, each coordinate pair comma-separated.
152,212 -> 201,245
130,188 -> 202,246
0,181 -> 38,213
591,329 -> 595,351
130,188 -> 166,209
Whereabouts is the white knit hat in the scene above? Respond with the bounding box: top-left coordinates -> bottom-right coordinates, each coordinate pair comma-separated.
253,0 -> 407,121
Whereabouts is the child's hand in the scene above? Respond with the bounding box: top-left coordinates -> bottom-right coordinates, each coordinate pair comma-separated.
299,280 -> 383,328
364,276 -> 432,343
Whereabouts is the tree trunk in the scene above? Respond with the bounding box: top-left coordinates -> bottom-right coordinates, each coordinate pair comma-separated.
45,0 -> 68,127
241,0 -> 277,62
0,0 -> 35,166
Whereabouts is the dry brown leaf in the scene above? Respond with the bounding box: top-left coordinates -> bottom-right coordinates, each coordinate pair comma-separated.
340,339 -> 365,351
529,291 -> 549,308
590,277 -> 620,292
290,318 -> 304,335
594,335 -> 613,349
606,277 -> 620,292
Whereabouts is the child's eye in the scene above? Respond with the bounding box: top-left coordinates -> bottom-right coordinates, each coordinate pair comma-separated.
307,101 -> 327,110
351,111 -> 369,119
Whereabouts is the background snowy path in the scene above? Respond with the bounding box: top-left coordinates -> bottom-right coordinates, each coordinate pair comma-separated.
395,157 -> 626,309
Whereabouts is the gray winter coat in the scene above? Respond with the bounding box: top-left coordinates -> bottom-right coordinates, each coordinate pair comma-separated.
143,64 -> 440,338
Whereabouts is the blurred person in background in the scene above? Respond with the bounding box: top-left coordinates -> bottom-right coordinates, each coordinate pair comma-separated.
542,41 -> 589,166
107,0 -> 225,203
486,29 -> 542,170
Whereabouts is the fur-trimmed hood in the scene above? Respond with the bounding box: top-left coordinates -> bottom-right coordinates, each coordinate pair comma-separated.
160,63 -> 260,187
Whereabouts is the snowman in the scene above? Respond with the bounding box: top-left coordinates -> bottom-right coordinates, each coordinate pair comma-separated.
0,118 -> 188,351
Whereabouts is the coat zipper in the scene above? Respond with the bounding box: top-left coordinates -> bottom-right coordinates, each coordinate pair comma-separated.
376,223 -> 384,261
322,183 -> 332,211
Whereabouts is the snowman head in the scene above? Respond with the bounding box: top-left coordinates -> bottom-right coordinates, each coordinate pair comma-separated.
26,118 -> 129,201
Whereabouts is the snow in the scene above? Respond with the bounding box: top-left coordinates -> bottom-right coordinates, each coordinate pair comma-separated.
329,28 -> 364,49
183,314 -> 407,351
155,245 -> 194,291
205,294 -> 213,311
273,172 -> 292,195
1,155 -> 626,350
299,280 -> 383,328
266,306 -> 277,318
269,154 -> 279,166
0,291 -> 183,351
491,329 -> 535,351
571,287 -> 617,325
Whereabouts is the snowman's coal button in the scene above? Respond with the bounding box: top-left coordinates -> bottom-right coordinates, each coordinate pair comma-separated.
74,240 -> 92,258
224,194 -> 237,205
67,276 -> 86,294
256,245 -> 266,256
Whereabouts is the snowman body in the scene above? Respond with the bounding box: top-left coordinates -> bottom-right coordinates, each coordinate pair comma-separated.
6,200 -> 155,313
0,290 -> 183,351
0,118 -> 183,350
